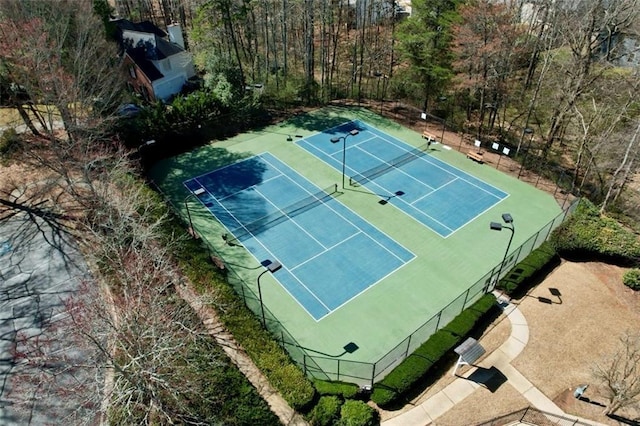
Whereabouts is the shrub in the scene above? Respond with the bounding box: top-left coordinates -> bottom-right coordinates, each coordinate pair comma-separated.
371,294 -> 496,407
550,199 -> 640,265
0,128 -> 20,156
338,400 -> 379,426
497,241 -> 559,295
623,269 -> 640,290
314,380 -> 359,399
309,396 -> 342,426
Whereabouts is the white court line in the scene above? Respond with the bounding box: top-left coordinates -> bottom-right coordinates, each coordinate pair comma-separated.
290,231 -> 363,272
252,185 -> 329,251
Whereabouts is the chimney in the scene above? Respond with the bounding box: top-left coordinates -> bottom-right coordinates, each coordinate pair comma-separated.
167,23 -> 185,49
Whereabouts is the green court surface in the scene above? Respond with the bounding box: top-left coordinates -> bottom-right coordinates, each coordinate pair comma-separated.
149,106 -> 564,385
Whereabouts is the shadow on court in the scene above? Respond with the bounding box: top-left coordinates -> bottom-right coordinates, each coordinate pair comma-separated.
283,106 -> 397,134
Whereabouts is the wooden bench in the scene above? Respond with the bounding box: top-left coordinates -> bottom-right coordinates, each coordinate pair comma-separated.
467,150 -> 484,163
422,131 -> 437,142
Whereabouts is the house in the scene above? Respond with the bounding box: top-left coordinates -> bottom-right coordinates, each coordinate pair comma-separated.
114,19 -> 196,102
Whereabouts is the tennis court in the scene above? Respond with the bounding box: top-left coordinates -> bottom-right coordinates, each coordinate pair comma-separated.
297,120 -> 508,237
184,153 -> 414,320
151,106 -> 565,385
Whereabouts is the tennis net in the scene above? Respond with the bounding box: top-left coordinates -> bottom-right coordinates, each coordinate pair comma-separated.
225,184 -> 338,245
349,142 -> 430,186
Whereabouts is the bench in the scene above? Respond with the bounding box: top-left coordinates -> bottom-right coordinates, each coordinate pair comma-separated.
467,150 -> 484,163
422,131 -> 437,143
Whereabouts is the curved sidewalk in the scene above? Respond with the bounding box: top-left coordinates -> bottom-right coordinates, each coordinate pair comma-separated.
382,294 -> 605,426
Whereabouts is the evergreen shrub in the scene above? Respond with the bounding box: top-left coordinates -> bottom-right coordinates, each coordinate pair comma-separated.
338,400 -> 379,426
314,380 -> 359,399
497,241 -> 559,295
550,199 -> 640,265
623,269 -> 640,290
309,395 -> 342,426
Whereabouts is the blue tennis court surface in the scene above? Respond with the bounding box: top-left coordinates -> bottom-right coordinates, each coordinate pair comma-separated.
297,120 -> 509,237
184,153 -> 414,320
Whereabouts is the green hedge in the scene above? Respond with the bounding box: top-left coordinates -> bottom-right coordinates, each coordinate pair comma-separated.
497,241 -> 559,295
370,293 -> 496,407
309,395 -> 342,426
550,199 -> 640,265
338,400 -> 379,426
314,380 -> 359,399
0,128 -> 20,157
623,269 -> 640,290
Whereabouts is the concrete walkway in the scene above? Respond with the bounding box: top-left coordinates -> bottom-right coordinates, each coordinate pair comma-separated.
382,294 -> 606,426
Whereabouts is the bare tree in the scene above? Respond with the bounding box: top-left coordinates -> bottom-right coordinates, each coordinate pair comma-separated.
539,0 -> 639,158
0,0 -> 125,142
592,331 -> 640,416
451,0 -> 524,137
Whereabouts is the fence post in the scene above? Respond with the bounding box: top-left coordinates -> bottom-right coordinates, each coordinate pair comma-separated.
404,335 -> 412,358
462,288 -> 470,310
303,355 -> 307,375
371,363 -> 376,386
514,244 -> 524,264
544,221 -> 554,240
435,310 -> 443,330
337,359 -> 341,381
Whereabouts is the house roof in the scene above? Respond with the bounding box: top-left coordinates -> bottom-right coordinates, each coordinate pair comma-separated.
155,37 -> 183,58
114,19 -> 166,38
127,49 -> 164,82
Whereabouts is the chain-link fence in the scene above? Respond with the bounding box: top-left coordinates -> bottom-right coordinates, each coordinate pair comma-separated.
156,178 -> 579,387
474,406 -> 595,426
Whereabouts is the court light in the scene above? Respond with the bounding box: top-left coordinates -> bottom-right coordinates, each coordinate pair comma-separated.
488,213 -> 515,293
490,222 -> 503,231
257,259 -> 282,327
184,187 -> 206,239
330,129 -> 360,189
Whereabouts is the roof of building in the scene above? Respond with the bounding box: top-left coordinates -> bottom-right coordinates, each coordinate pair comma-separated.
155,37 -> 183,58
127,48 -> 164,82
113,19 -> 167,38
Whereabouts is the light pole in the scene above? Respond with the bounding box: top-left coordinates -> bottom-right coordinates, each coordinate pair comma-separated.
184,187 -> 205,239
257,259 -> 282,327
517,128 -> 535,178
489,213 -> 515,293
330,129 -> 360,189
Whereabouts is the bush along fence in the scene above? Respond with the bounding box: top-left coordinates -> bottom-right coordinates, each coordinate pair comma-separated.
154,180 -> 579,389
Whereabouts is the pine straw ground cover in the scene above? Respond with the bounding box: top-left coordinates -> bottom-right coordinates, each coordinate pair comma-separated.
379,261 -> 640,425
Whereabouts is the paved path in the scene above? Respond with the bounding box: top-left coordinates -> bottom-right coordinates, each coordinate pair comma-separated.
382,294 -> 606,426
176,282 -> 308,426
0,213 -> 97,424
